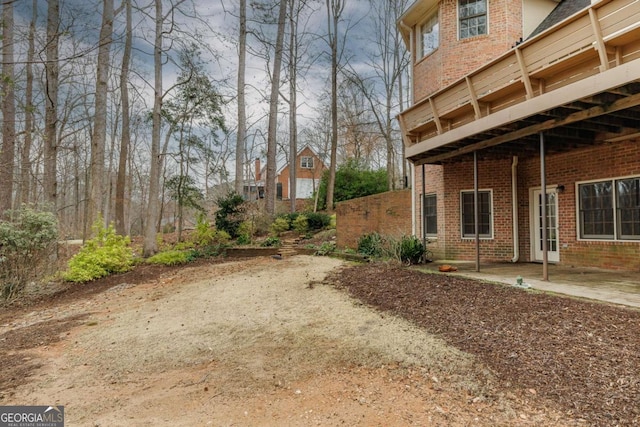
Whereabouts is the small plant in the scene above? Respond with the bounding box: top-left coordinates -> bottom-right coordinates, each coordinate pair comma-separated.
315,241 -> 336,256
395,235 -> 427,265
146,250 -> 192,266
236,233 -> 251,245
357,232 -> 384,257
64,219 -> 133,283
261,236 -> 281,247
269,217 -> 290,236
292,214 -> 309,234
0,207 -> 58,300
192,212 -> 216,246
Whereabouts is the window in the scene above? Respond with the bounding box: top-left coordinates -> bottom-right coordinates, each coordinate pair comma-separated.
420,12 -> 439,58
459,0 -> 487,39
461,190 -> 492,238
423,194 -> 437,237
300,156 -> 313,169
579,177 -> 640,240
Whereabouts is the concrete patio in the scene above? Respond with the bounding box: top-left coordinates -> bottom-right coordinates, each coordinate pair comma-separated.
421,260 -> 640,309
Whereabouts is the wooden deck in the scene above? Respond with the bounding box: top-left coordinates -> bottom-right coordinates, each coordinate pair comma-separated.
399,0 -> 640,164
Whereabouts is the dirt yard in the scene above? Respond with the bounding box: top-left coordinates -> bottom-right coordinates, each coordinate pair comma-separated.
1,255 -> 639,426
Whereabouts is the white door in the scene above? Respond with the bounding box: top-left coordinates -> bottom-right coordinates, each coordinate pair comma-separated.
532,188 -> 560,262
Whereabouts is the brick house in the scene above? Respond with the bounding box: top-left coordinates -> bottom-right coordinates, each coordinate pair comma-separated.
252,146 -> 326,202
398,0 -> 640,273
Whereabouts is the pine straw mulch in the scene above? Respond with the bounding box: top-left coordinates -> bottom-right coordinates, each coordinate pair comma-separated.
328,263 -> 640,427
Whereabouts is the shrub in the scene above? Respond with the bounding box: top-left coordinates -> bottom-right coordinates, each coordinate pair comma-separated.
269,217 -> 290,236
192,212 -> 216,246
214,192 -> 245,238
146,250 -> 192,266
315,241 -> 336,256
64,220 -> 133,283
236,233 -> 251,245
0,207 -> 58,300
395,235 -> 426,265
292,214 -> 309,234
304,212 -> 332,230
261,236 -> 281,247
357,232 -> 384,257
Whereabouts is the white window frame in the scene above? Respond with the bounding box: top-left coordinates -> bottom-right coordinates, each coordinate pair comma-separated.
576,175 -> 640,241
460,189 -> 494,239
458,0 -> 488,40
300,156 -> 314,169
419,10 -> 439,58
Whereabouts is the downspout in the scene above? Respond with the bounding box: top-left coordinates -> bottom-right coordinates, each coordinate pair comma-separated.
511,156 -> 520,262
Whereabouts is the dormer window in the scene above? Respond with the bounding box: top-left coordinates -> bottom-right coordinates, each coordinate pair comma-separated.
459,0 -> 487,39
419,12 -> 439,58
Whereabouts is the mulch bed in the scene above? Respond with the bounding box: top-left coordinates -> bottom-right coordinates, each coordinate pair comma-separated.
329,263 -> 640,426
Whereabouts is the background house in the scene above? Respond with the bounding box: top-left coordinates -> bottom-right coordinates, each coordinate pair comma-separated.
249,146 -> 326,205
398,0 -> 640,271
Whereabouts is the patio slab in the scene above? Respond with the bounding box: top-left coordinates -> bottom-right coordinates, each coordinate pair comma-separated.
421,260 -> 640,309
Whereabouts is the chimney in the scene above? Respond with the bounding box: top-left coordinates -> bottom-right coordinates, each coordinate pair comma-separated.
255,158 -> 261,181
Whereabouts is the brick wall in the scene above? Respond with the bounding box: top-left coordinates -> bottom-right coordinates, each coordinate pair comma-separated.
413,0 -> 521,100
414,140 -> 640,270
336,190 -> 412,249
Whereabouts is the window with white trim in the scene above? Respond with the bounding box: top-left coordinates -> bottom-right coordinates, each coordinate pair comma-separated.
461,190 -> 492,238
459,0 -> 487,39
579,176 -> 640,240
419,12 -> 439,58
423,194 -> 437,237
300,156 -> 314,169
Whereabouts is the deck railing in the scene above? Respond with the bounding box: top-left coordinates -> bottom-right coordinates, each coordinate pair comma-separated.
399,0 -> 640,148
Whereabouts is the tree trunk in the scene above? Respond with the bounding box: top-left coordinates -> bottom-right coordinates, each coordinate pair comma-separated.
44,0 -> 59,210
288,0 -> 297,213
19,0 -> 37,206
326,0 -> 344,212
87,0 -> 115,236
235,0 -> 247,196
143,0 -> 164,257
264,0 -> 288,215
116,0 -> 132,235
0,1 -> 16,214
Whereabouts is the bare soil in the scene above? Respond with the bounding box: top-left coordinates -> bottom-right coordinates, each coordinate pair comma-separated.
0,255 -> 638,426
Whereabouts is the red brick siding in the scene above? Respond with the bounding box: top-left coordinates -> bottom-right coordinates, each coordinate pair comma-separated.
414,140 -> 640,270
336,190 -> 412,249
277,147 -> 325,200
413,0 -> 522,100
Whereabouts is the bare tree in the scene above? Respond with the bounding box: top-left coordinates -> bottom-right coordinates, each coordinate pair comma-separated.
115,0 -> 132,235
0,0 -> 16,214
18,0 -> 38,207
87,0 -> 118,237
264,0 -> 288,215
235,0 -> 247,195
324,0 -> 345,212
346,0 -> 411,190
44,0 -> 60,209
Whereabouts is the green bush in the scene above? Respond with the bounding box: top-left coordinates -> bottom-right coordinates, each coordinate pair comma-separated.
236,233 -> 251,245
269,217 -> 290,236
146,250 -> 192,266
292,214 -> 309,234
0,207 -> 58,300
214,192 -> 245,238
395,235 -> 426,265
316,160 -> 389,210
315,241 -> 336,256
64,220 -> 133,283
261,236 -> 281,247
357,232 -> 384,257
304,212 -> 332,230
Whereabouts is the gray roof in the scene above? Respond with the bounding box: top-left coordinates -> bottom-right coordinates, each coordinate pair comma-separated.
528,0 -> 591,39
